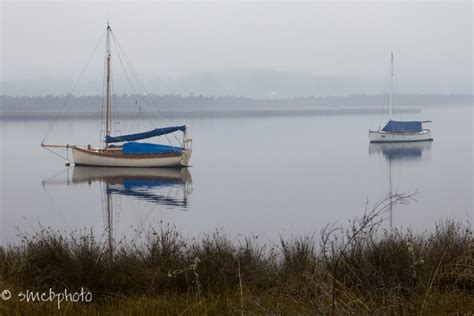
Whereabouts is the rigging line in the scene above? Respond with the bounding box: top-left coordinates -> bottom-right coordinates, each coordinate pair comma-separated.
110,34 -> 155,120
109,33 -> 176,147
110,75 -> 123,135
111,35 -> 184,152
43,146 -> 69,161
110,76 -> 117,133
106,0 -> 110,25
109,31 -> 141,96
99,49 -> 107,146
110,35 -> 141,102
110,34 -> 155,134
100,49 -> 108,146
120,53 -> 183,145
111,33 -> 149,99
43,30 -> 107,143
110,32 -> 167,120
42,165 -> 74,184
124,57 -> 179,140
378,58 -> 391,129
394,76 -> 401,119
110,33 -> 182,146
113,86 -> 124,135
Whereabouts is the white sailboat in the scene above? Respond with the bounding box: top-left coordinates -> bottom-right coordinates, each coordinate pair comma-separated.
369,53 -> 433,143
42,23 -> 192,167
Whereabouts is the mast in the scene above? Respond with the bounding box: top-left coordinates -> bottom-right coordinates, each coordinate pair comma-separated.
389,52 -> 394,119
104,23 -> 112,147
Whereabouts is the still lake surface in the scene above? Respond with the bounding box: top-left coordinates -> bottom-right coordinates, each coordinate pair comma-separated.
1,105 -> 472,244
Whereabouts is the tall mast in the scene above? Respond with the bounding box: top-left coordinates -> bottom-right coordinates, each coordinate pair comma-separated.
104,23 -> 112,146
389,52 -> 394,119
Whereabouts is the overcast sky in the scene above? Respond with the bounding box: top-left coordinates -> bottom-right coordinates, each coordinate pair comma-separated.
1,1 -> 472,93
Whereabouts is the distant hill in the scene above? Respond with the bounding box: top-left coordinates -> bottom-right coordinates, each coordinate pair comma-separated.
146,70 -> 382,98
1,70 -> 382,97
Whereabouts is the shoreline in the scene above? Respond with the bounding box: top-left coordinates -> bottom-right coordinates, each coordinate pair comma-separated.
0,108 -> 420,121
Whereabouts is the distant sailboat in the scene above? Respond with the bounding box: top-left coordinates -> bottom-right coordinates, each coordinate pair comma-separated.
369,53 -> 433,143
42,23 -> 192,167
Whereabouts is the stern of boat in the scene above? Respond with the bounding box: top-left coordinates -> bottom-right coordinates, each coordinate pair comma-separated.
181,149 -> 192,166
181,136 -> 193,166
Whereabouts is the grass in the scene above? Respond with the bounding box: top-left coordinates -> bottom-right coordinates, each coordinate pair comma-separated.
0,197 -> 472,314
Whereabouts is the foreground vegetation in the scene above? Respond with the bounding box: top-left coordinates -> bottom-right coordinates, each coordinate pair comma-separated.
0,197 -> 472,314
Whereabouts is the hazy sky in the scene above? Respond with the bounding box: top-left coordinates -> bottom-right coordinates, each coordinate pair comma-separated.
1,1 -> 472,93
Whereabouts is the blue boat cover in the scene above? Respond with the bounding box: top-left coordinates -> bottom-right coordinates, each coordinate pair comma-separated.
382,120 -> 422,133
122,142 -> 183,154
106,125 -> 186,143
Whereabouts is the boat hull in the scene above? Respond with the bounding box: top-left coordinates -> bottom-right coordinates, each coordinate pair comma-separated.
71,146 -> 192,167
369,129 -> 433,143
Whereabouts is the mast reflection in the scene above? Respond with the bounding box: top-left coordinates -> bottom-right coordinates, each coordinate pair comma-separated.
43,167 -> 193,258
72,167 -> 193,209
369,141 -> 432,162
369,141 -> 432,228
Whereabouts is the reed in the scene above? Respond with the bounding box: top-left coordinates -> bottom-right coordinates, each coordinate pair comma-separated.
0,209 -> 472,314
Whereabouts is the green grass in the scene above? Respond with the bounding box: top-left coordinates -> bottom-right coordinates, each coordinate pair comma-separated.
0,216 -> 472,314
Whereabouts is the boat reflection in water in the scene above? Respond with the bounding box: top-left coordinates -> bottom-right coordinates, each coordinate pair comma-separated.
369,141 -> 432,228
369,141 -> 432,162
72,167 -> 193,210
43,167 -> 192,257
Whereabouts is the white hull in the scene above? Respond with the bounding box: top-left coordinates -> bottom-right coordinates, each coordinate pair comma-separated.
71,147 -> 192,167
369,129 -> 433,143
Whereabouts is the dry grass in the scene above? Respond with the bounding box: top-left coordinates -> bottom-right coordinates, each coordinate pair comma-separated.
0,204 -> 472,314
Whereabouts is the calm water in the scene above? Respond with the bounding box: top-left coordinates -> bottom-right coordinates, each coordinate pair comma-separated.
1,106 -> 472,244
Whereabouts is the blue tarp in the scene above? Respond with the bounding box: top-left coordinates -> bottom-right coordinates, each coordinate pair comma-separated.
106,125 -> 186,143
382,120 -> 423,133
122,142 -> 183,154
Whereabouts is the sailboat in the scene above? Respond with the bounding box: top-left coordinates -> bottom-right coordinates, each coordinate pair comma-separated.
369,53 -> 433,143
41,23 -> 192,167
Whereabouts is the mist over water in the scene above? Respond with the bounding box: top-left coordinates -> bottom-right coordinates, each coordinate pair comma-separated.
0,1 -> 472,245
2,2 -> 472,95
1,105 -> 472,245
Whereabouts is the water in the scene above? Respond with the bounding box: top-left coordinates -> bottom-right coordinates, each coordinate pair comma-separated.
1,106 -> 472,244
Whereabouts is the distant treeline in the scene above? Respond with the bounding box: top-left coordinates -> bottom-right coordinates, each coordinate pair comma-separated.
0,94 -> 472,113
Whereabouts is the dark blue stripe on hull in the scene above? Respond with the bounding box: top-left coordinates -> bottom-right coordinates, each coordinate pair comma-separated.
370,138 -> 434,143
